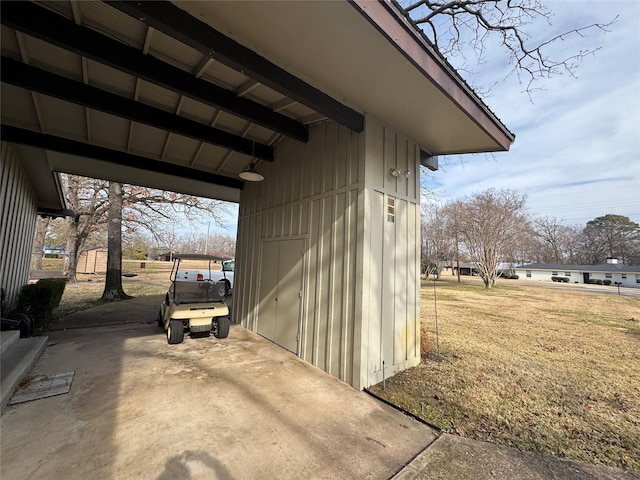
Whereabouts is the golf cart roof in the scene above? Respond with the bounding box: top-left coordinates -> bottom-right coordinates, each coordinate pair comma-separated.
173,254 -> 228,261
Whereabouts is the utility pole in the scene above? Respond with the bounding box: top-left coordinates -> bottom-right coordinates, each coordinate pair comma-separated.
204,222 -> 210,254
455,231 -> 461,283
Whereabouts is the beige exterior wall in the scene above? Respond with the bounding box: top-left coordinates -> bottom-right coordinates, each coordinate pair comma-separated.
360,117 -> 422,388
234,116 -> 420,389
0,142 -> 38,312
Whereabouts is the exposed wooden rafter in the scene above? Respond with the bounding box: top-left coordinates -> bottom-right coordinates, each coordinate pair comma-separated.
106,0 -> 365,133
1,125 -> 244,190
0,1 -> 309,143
1,57 -> 274,161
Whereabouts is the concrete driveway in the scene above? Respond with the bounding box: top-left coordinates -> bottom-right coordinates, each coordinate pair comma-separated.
1,321 -> 437,479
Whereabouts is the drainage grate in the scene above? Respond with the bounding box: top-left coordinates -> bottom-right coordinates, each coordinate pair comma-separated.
9,372 -> 75,405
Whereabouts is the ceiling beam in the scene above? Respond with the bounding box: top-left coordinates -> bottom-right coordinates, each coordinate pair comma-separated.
1,125 -> 244,190
0,1 -> 309,143
106,1 -> 365,133
1,57 -> 274,161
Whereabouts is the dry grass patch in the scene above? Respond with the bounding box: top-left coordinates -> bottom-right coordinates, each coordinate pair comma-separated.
370,277 -> 640,471
52,270 -> 169,321
51,259 -> 223,322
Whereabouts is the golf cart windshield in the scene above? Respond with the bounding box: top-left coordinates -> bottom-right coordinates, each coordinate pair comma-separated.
169,253 -> 229,304
171,279 -> 227,304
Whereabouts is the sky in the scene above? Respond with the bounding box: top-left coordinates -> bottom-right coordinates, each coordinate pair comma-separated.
419,0 -> 640,226
206,1 -> 640,239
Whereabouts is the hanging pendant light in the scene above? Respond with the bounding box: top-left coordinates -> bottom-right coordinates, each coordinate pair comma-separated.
239,128 -> 264,182
239,161 -> 264,182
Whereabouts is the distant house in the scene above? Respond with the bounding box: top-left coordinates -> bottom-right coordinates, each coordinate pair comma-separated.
515,258 -> 640,288
77,247 -> 108,274
443,262 -> 480,276
42,245 -> 65,257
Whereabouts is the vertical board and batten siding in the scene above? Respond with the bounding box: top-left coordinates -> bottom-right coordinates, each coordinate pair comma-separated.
235,116 -> 421,390
0,142 -> 38,312
361,116 -> 421,388
235,121 -> 364,387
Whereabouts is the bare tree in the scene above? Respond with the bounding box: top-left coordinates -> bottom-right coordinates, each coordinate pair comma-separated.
421,204 -> 454,279
446,189 -> 529,288
101,182 -> 131,301
122,186 -> 230,241
99,181 -> 232,302
31,216 -> 50,270
401,0 -> 616,92
531,216 -> 581,264
62,175 -> 109,282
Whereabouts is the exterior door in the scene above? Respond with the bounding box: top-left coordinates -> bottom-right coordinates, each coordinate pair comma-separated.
257,239 -> 304,354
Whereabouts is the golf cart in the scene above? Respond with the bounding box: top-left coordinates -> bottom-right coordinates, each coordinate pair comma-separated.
159,254 -> 231,344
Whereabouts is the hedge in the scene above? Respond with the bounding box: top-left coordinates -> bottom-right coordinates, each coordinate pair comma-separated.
16,278 -> 67,330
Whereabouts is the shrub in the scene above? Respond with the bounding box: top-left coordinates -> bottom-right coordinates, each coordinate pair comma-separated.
37,278 -> 66,309
16,278 -> 67,331
603,279 -> 612,286
561,277 -> 570,283
586,279 -> 599,285
551,276 -> 558,282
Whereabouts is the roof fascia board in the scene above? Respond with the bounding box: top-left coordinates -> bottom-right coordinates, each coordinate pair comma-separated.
38,206 -> 75,218
2,125 -> 244,191
106,0 -> 365,133
1,57 -> 274,161
349,0 -> 515,151
0,1 -> 309,143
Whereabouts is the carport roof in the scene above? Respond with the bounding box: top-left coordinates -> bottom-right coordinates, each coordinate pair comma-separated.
1,1 -> 514,208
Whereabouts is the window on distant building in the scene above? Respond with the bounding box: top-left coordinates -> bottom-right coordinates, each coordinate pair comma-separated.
552,271 -> 558,276
605,273 -> 612,279
565,272 -> 571,277
526,270 -> 531,278
622,274 -> 627,279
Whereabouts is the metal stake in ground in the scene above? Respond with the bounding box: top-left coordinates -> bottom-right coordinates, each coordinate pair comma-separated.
433,278 -> 440,360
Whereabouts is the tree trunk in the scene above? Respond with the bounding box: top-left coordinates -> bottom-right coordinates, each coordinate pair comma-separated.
101,182 -> 131,302
31,216 -> 50,270
63,177 -> 79,282
64,214 -> 80,283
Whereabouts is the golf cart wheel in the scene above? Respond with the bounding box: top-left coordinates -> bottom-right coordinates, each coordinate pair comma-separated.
167,319 -> 184,344
213,316 -> 230,339
216,282 -> 228,298
157,309 -> 164,328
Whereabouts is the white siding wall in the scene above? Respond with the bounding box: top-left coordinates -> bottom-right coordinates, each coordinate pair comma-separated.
235,116 -> 421,389
0,142 -> 38,313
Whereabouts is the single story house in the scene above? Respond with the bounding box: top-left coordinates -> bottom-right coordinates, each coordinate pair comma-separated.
515,259 -> 640,288
448,262 -> 480,277
42,245 -> 66,257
